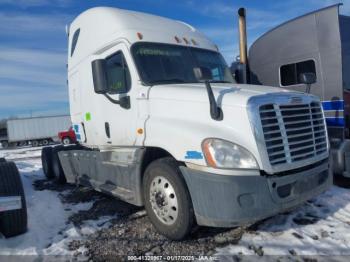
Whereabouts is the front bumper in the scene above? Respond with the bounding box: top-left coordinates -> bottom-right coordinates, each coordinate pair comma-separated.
180,159 -> 331,227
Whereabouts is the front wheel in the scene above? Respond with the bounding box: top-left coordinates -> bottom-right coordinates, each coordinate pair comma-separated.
143,157 -> 194,240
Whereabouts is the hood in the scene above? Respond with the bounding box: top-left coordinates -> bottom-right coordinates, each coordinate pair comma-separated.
148,83 -> 297,107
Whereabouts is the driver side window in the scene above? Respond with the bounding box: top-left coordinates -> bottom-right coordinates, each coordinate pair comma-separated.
106,52 -> 131,94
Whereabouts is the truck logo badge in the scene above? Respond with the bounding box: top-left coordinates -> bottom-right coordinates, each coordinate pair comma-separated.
185,151 -> 203,159
290,97 -> 303,104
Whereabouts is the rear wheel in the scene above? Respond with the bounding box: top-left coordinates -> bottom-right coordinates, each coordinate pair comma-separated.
18,141 -> 27,147
52,147 -> 66,184
41,147 -> 54,179
41,139 -> 49,146
62,137 -> 71,145
1,141 -> 8,149
0,161 -> 27,238
31,140 -> 39,147
143,157 -> 194,240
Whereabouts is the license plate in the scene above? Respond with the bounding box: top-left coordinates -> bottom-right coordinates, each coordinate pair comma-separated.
0,196 -> 22,212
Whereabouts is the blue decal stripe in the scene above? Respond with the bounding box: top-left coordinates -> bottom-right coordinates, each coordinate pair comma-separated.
326,117 -> 344,127
185,151 -> 203,160
322,100 -> 344,111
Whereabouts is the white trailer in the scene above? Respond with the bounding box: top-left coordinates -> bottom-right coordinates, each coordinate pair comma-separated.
0,115 -> 71,148
41,7 -> 332,240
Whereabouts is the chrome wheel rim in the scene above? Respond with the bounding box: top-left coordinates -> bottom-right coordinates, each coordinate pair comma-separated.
149,176 -> 178,225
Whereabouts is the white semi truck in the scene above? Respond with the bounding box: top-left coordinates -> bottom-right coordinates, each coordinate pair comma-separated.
41,7 -> 332,240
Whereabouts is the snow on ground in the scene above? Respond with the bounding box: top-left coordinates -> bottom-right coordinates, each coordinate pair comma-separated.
217,186 -> 350,257
0,147 -> 116,257
1,147 -> 350,259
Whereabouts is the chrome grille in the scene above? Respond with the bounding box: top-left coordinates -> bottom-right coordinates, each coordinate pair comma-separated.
259,102 -> 327,166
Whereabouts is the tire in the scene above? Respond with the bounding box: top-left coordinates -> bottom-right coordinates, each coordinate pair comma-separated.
62,137 -> 71,145
18,141 -> 27,147
31,140 -> 39,147
143,157 -> 194,240
52,147 -> 66,184
41,139 -> 49,146
41,147 -> 54,179
1,141 -> 8,149
0,162 -> 27,238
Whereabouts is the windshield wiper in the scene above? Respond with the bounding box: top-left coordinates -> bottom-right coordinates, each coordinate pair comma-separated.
150,78 -> 185,85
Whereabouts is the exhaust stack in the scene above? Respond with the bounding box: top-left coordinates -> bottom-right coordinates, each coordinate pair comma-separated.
233,7 -> 249,84
238,8 -> 248,65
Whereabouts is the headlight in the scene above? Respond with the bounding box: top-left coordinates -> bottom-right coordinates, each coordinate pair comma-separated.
202,138 -> 258,169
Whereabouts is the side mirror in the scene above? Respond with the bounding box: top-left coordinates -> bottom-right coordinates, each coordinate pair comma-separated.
193,67 -> 213,82
92,59 -> 109,94
299,72 -> 316,85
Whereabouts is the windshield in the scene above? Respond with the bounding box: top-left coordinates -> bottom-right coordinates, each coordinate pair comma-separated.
131,42 -> 235,85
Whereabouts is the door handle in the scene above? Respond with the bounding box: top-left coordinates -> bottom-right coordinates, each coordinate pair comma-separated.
105,122 -> 110,138
81,122 -> 87,143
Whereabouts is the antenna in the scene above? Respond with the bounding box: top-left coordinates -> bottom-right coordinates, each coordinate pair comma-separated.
65,24 -> 70,36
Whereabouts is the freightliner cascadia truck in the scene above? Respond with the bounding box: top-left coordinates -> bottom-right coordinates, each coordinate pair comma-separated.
41,7 -> 331,240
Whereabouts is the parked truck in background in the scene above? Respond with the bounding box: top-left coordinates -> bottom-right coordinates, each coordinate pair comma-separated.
58,126 -> 77,145
41,7 -> 331,240
0,115 -> 71,148
232,4 -> 349,178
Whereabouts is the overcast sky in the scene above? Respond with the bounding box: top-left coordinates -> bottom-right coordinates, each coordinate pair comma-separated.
0,0 -> 349,119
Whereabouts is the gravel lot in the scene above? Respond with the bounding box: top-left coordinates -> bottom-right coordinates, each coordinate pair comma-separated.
34,178 -> 244,260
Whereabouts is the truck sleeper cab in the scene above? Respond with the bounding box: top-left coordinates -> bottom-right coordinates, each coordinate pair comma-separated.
41,7 -> 331,240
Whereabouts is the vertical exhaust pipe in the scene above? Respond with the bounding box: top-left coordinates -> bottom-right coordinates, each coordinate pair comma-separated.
238,8 -> 248,65
237,7 -> 249,83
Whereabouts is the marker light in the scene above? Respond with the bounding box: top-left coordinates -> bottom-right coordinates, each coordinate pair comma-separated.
137,32 -> 143,40
174,36 -> 181,43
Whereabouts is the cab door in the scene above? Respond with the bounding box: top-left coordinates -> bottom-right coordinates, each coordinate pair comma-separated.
92,43 -> 139,146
